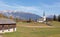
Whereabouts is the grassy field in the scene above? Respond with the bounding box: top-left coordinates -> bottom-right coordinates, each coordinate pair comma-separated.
3,21 -> 60,37
51,21 -> 60,26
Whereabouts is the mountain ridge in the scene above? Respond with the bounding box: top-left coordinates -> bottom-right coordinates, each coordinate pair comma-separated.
0,11 -> 41,21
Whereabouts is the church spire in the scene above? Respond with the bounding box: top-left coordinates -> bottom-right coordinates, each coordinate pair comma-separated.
43,11 -> 45,16
43,11 -> 46,22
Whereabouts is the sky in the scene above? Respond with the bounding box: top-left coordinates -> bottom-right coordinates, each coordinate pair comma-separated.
0,0 -> 60,16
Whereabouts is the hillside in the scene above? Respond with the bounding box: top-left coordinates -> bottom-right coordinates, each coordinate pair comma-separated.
0,13 -> 8,18
2,11 -> 41,21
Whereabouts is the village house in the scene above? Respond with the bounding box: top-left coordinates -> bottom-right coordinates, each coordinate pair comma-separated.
0,18 -> 16,33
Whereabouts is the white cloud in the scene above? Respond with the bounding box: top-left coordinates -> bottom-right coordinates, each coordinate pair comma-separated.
0,1 -> 60,16
0,1 -> 43,16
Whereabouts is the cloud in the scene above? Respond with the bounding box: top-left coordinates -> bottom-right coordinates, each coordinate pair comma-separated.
0,0 -> 60,16
0,1 -> 43,16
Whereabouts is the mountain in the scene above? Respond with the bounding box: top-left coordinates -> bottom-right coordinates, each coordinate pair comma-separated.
1,11 -> 41,21
46,15 -> 54,19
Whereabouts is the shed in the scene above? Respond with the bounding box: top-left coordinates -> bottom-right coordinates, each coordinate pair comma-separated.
0,18 -> 16,33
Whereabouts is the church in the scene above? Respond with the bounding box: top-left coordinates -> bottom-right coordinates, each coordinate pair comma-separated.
0,18 -> 16,33
37,12 -> 46,22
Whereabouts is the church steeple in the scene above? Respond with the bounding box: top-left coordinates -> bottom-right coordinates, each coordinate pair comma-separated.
43,11 -> 46,22
43,11 -> 45,16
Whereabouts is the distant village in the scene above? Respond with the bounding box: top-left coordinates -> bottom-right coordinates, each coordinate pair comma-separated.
0,10 -> 60,33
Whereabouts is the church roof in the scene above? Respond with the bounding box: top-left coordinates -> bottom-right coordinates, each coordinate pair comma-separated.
0,18 -> 16,24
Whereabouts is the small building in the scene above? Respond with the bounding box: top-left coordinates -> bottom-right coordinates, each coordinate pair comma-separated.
0,18 -> 16,33
37,12 -> 46,22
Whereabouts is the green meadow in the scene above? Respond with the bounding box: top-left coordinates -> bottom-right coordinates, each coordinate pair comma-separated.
3,21 -> 60,37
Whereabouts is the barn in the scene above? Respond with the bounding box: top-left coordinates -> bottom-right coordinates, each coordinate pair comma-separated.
0,18 -> 16,33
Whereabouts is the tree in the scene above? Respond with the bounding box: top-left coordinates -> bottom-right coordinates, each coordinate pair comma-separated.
53,15 -> 56,21
27,18 -> 33,23
58,15 -> 60,22
0,13 -> 8,18
9,15 -> 13,20
0,13 -> 4,18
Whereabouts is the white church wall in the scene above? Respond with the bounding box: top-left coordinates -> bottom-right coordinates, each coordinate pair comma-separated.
37,21 -> 43,22
37,12 -> 46,23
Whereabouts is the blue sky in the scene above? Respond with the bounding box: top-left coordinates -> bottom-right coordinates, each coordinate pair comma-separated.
0,0 -> 60,16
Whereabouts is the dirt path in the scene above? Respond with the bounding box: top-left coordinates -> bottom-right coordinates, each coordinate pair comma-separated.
0,34 -> 3,37
20,26 -> 55,28
0,35 -> 2,37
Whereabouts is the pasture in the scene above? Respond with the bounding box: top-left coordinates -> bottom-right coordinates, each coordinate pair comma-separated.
3,21 -> 60,37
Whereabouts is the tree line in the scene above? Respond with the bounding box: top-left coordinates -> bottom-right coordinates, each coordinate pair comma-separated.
53,15 -> 60,22
0,13 -> 60,22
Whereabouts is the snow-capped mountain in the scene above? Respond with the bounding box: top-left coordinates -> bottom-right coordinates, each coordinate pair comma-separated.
1,11 -> 41,21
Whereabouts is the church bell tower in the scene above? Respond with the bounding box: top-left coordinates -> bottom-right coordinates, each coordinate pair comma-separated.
43,11 -> 46,22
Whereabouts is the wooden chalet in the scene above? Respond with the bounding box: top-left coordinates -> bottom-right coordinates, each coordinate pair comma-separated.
0,18 -> 16,33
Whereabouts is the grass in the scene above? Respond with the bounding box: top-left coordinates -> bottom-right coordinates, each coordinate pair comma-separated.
3,21 -> 60,37
17,22 -> 48,26
51,21 -> 60,26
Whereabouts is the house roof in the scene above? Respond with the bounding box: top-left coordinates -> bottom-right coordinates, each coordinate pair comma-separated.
0,18 -> 16,24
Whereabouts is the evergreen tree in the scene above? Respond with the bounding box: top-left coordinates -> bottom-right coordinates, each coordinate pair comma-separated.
9,15 -> 13,20
58,15 -> 60,22
15,18 -> 19,22
27,18 -> 32,23
53,15 -> 56,21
